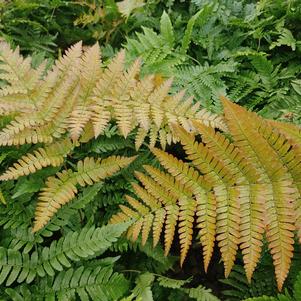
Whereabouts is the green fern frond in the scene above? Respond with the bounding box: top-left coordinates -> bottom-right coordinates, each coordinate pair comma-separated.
242,272 -> 301,301
221,264 -> 277,301
50,266 -> 129,301
125,27 -> 183,76
131,272 -> 220,301
250,56 -> 274,85
175,61 -> 237,111
0,198 -> 34,231
4,265 -> 129,301
157,275 -> 191,288
270,28 -> 296,51
184,285 -> 220,301
0,223 -> 129,286
294,272 -> 301,301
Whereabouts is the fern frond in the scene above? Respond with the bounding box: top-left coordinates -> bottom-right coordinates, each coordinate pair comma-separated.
270,28 -> 296,51
268,120 -> 301,147
50,266 -> 129,301
125,26 -> 180,76
0,43 -> 47,116
175,61 -> 237,112
5,265 -> 129,301
0,247 -> 38,286
33,155 -> 136,232
157,275 -> 191,289
171,126 -> 241,276
91,50 -> 126,137
294,271 -> 301,301
184,284 -> 221,301
0,223 -> 129,286
0,138 -> 74,180
220,263 -> 278,301
41,183 -> 103,237
0,42 -> 226,151
112,97 -> 301,291
112,58 -> 141,138
222,97 -> 298,289
241,270 -> 301,301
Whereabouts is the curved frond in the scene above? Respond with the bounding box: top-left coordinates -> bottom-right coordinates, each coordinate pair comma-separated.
0,139 -> 74,181
0,41 -> 226,150
113,98 -> 301,291
0,223 -> 129,286
50,266 -> 129,301
33,155 -> 136,232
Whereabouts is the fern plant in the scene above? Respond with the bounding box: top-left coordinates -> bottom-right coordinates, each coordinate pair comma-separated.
0,41 -> 224,232
125,9 -> 201,76
0,221 -> 131,301
111,97 -> 301,291
124,1 -> 301,117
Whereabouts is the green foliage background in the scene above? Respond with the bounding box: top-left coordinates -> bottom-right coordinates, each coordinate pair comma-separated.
0,0 -> 300,300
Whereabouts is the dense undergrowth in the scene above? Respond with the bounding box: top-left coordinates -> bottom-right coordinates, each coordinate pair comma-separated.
0,1 -> 300,300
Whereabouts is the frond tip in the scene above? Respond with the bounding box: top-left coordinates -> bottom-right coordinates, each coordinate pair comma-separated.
111,97 -> 301,291
33,155 -> 136,232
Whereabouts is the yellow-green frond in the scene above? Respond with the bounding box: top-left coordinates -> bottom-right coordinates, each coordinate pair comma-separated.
0,138 -> 74,181
33,155 -> 136,232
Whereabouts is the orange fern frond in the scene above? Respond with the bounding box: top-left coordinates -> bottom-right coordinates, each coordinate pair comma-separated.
111,97 -> 301,291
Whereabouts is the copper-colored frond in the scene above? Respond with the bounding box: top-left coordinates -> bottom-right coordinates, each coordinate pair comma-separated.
116,97 -> 300,291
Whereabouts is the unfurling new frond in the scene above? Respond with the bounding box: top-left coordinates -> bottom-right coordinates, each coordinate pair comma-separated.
33,155 -> 136,232
111,97 -> 301,291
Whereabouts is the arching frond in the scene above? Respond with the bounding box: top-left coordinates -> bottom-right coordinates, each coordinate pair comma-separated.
0,139 -> 74,181
49,266 -> 129,301
0,41 -> 226,149
111,97 -> 301,291
0,223 -> 129,286
33,156 -> 136,232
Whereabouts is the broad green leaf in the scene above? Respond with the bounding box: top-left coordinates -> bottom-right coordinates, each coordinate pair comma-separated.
160,11 -> 175,47
292,80 -> 301,96
180,10 -> 202,54
132,273 -> 154,301
0,188 -> 6,204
